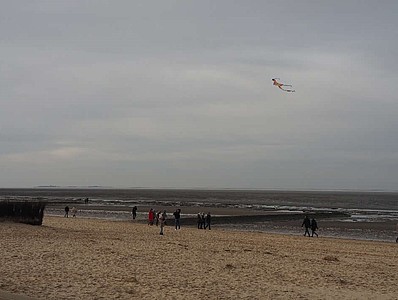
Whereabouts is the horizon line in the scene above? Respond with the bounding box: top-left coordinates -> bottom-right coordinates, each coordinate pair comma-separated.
0,186 -> 397,193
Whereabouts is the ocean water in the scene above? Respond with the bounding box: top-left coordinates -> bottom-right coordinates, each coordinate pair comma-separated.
1,188 -> 397,221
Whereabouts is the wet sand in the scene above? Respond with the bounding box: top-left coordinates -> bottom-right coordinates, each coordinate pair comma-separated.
1,216 -> 397,299
46,204 -> 397,242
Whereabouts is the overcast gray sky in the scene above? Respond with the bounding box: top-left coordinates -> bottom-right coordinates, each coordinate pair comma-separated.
1,1 -> 397,190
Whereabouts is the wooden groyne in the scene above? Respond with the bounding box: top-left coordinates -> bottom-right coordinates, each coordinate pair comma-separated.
0,201 -> 46,225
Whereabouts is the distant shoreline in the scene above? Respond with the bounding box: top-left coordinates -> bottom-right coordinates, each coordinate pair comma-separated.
0,187 -> 398,193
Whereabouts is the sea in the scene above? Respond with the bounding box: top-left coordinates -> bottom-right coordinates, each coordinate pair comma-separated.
1,188 -> 397,242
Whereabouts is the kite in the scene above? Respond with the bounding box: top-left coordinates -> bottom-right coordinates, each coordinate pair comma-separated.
272,78 -> 295,92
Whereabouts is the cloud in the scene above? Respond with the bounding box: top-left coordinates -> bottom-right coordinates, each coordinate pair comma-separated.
1,1 -> 398,189
0,147 -> 87,164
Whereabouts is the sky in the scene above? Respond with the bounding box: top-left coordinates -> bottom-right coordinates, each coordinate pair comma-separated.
1,1 -> 398,190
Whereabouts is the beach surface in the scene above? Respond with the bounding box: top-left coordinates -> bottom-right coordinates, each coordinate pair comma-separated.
1,216 -> 397,300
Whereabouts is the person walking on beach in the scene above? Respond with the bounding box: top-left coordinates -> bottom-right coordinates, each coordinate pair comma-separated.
132,206 -> 137,220
310,218 -> 318,237
71,207 -> 77,218
156,210 -> 161,226
162,210 -> 168,225
159,210 -> 167,235
302,215 -> 311,237
201,212 -> 206,229
173,209 -> 181,230
148,209 -> 155,225
64,206 -> 69,218
396,223 -> 398,243
205,212 -> 211,230
197,213 -> 203,229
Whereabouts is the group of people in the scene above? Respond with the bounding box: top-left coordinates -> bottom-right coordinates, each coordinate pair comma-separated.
302,215 -> 318,237
64,204 -> 320,239
197,212 -> 211,230
63,197 -> 89,218
146,208 -> 166,226
139,208 -> 212,235
143,207 -> 320,237
145,208 -> 173,235
65,204 -> 398,242
64,206 -> 77,218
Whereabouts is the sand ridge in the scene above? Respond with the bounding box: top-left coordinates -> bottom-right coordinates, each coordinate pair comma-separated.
0,216 -> 397,299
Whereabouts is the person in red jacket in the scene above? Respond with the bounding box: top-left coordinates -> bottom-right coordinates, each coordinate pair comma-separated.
148,208 -> 154,225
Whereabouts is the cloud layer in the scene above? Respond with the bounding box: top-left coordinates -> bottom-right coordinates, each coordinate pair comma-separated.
1,1 -> 398,189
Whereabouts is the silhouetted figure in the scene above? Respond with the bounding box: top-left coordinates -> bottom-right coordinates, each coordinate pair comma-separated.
132,206 -> 137,220
310,218 -> 318,237
84,198 -> 89,204
205,212 -> 211,230
64,206 -> 69,218
173,209 -> 181,230
302,216 -> 311,237
396,223 -> 398,243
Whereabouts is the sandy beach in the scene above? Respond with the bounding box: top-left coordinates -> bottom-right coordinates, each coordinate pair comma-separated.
1,216 -> 397,300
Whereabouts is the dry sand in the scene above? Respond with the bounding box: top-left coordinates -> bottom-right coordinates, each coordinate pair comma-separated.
1,216 -> 397,300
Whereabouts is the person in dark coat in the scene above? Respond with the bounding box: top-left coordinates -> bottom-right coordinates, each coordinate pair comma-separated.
302,215 -> 311,237
310,218 -> 318,237
132,206 -> 137,220
197,213 -> 203,229
64,206 -> 69,218
205,212 -> 211,230
173,209 -> 181,230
